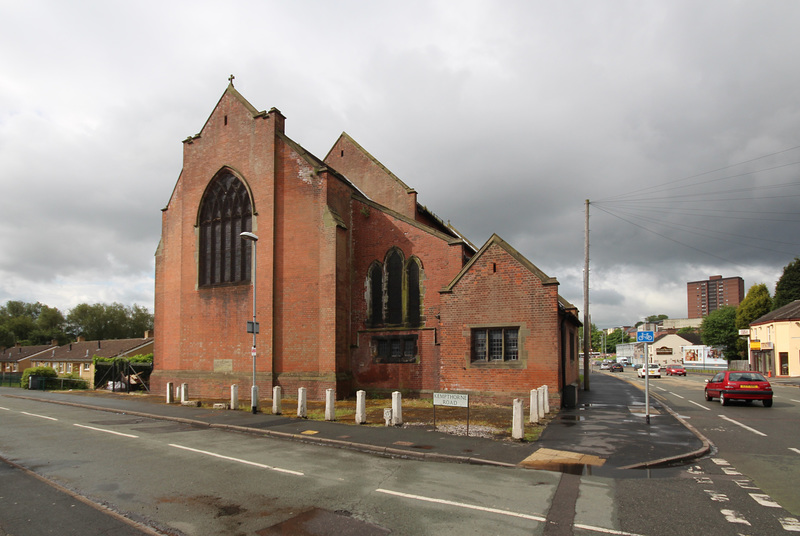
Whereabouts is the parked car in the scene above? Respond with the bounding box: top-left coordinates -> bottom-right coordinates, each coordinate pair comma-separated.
600,362 -> 610,370
632,363 -> 643,370
665,364 -> 686,376
637,364 -> 661,378
705,371 -> 773,407
609,363 -> 624,372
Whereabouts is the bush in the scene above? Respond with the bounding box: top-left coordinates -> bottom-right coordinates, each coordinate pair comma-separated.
21,366 -> 58,389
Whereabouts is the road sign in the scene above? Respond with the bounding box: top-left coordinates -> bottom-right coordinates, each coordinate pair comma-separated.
637,331 -> 654,343
251,346 -> 257,358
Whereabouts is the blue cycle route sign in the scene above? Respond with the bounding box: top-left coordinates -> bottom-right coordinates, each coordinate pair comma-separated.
637,331 -> 655,343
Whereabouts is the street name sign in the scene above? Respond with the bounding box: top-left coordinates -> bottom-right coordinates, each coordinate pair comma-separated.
433,392 -> 469,408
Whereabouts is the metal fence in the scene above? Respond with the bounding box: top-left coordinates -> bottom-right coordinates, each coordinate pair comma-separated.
0,372 -> 22,387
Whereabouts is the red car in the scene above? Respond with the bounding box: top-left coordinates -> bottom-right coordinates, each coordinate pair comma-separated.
665,364 -> 686,376
705,371 -> 773,407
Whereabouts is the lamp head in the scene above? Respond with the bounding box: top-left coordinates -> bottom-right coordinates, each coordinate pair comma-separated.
240,232 -> 259,242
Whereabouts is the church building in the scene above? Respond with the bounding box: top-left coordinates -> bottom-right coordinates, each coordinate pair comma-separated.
152,82 -> 581,406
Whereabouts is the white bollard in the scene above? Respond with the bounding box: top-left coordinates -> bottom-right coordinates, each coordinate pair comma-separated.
529,389 -> 539,424
537,386 -> 545,419
230,384 -> 239,410
180,383 -> 189,404
297,387 -> 307,418
272,386 -> 282,415
543,384 -> 550,414
355,390 -> 367,424
512,398 -> 525,440
251,385 -> 259,413
166,382 -> 174,404
391,391 -> 403,426
325,388 -> 336,421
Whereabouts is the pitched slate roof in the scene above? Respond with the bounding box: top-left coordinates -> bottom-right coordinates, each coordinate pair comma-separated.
0,344 -> 57,363
751,299 -> 800,325
36,337 -> 154,363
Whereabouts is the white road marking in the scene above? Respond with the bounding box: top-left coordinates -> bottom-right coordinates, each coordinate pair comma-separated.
722,467 -> 742,476
694,477 -> 713,485
711,458 -> 730,465
789,448 -> 800,455
720,415 -> 767,437
655,386 -> 667,391
779,517 -> 800,532
0,406 -> 10,410
671,393 -> 685,399
705,490 -> 730,502
375,488 -> 645,535
74,423 -> 139,438
688,400 -> 711,410
168,443 -> 304,476
749,493 -> 782,508
790,399 -> 800,404
733,479 -> 759,490
720,509 -> 751,526
21,411 -> 57,421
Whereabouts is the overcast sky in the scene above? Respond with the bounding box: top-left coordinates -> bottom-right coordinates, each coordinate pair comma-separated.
2,1 -> 799,328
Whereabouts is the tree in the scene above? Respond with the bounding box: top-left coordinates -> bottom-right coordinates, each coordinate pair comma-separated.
735,284 -> 772,357
701,306 -> 738,359
773,258 -> 800,310
604,328 -> 631,354
66,302 -> 153,340
736,284 -> 772,329
645,314 -> 669,323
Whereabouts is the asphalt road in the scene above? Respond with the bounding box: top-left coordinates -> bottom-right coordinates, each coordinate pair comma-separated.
3,378 -> 800,535
622,369 -> 800,516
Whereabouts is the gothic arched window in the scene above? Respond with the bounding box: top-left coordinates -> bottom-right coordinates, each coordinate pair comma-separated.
406,258 -> 421,327
369,262 -> 383,327
198,172 -> 252,286
386,250 -> 404,325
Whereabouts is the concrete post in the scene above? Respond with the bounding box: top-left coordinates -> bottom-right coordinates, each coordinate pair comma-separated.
529,389 -> 539,424
180,383 -> 189,404
537,386 -> 545,419
325,388 -> 336,421
391,391 -> 403,426
251,385 -> 259,413
512,398 -> 524,440
355,390 -> 366,424
230,384 -> 239,410
297,387 -> 307,418
543,384 -> 550,413
166,382 -> 174,404
272,386 -> 282,415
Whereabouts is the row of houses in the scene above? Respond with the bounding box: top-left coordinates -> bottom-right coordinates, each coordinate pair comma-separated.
0,333 -> 154,380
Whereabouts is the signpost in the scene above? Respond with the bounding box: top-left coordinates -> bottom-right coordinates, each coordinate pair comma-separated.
637,331 -> 654,424
433,392 -> 470,436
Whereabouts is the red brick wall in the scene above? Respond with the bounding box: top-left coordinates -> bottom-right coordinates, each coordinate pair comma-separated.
348,198 -> 467,393
326,135 -> 417,219
439,241 -> 564,403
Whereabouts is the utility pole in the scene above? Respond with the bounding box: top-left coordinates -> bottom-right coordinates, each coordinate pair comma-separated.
584,199 -> 590,391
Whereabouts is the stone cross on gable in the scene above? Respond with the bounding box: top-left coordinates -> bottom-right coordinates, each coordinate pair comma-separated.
228,74 -> 235,86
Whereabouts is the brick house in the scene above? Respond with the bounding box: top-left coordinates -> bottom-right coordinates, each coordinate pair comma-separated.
32,335 -> 154,381
0,343 -> 57,374
152,83 -> 581,405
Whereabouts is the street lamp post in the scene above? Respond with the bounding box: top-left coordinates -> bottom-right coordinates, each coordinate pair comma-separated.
240,231 -> 259,414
